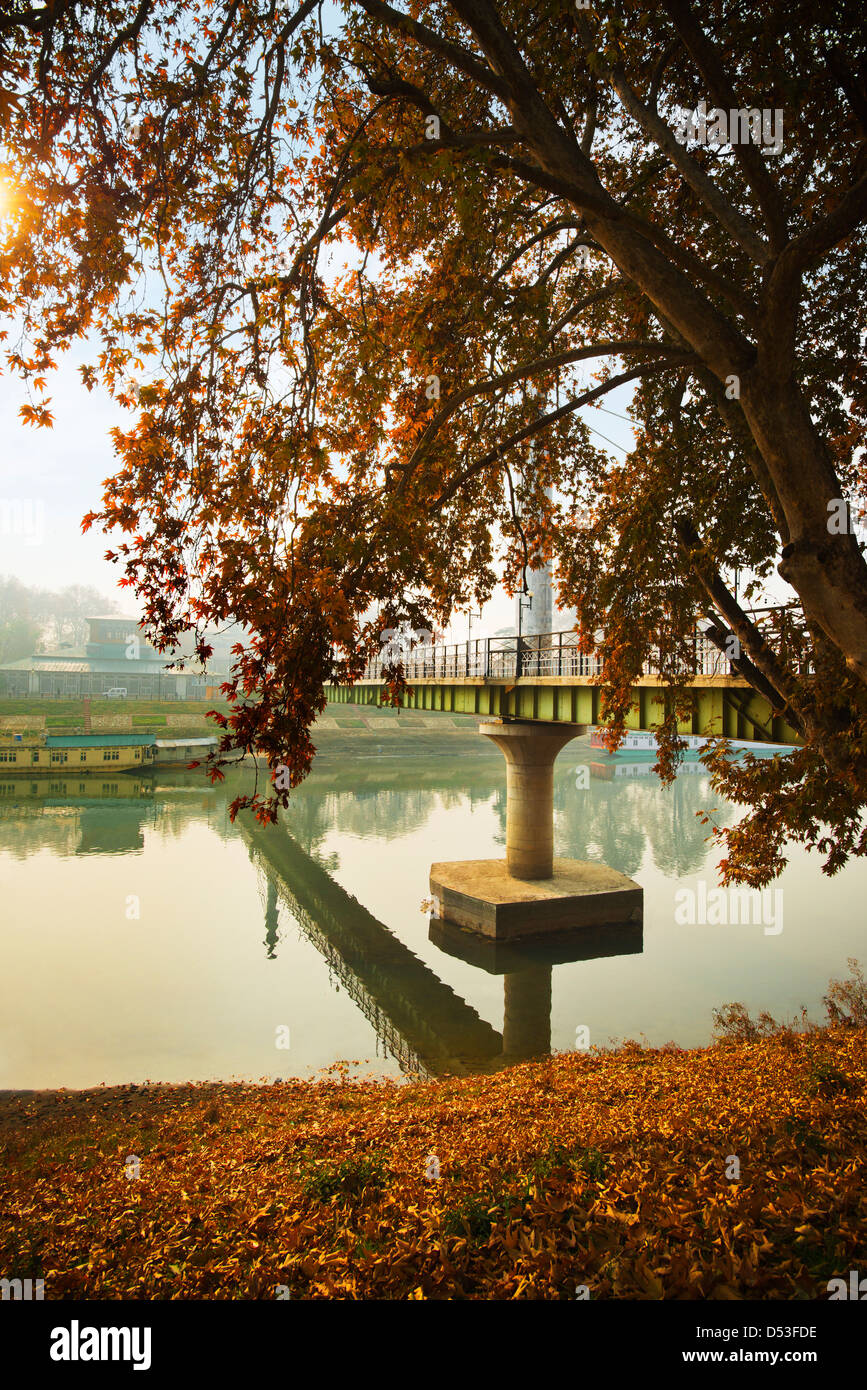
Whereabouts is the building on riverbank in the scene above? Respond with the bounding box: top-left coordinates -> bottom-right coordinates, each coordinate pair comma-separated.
0,615 -> 227,699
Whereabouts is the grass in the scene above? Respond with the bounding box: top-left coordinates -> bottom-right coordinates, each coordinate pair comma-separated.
526,1140 -> 608,1184
804,1056 -> 854,1097
0,698 -> 229,718
300,1152 -> 388,1202
1,1121 -> 161,1173
441,1192 -> 498,1241
437,1143 -> 610,1242
0,698 -> 229,742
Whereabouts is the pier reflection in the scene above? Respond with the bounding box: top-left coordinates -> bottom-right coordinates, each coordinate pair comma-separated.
243,800 -> 644,1076
430,915 -> 643,1064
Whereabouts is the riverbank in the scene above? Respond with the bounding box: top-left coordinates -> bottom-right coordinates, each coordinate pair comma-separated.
1,1025 -> 863,1300
0,698 -> 493,746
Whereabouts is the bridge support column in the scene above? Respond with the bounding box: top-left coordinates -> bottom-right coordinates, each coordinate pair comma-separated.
430,718 -> 643,941
478,719 -> 584,879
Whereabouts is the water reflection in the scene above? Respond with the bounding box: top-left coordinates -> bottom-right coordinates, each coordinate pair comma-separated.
241,816 -> 503,1076
0,774 -> 229,858
553,758 -> 734,879
263,875 -> 280,960
430,916 -> 643,1063
0,745 -> 734,879
1,739 -> 858,1089
242,812 -> 643,1075
279,743 -> 739,882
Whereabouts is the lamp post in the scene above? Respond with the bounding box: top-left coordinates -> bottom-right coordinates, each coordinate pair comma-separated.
467,608 -> 483,676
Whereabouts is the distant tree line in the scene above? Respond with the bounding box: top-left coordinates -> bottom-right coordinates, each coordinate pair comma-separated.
0,578 -> 118,664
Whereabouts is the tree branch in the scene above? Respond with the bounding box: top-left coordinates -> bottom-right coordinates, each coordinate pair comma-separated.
491,217 -> 582,280
352,0 -> 511,102
401,342 -> 693,494
603,62 -> 771,265
775,170 -> 867,281
430,358 -> 695,512
662,0 -> 788,248
674,515 -> 805,731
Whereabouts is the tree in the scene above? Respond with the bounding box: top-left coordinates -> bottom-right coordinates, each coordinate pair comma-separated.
0,576 -> 42,663
1,0 -> 865,882
0,578 -> 117,655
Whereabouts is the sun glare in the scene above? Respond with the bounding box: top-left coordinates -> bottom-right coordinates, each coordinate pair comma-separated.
0,176 -> 14,219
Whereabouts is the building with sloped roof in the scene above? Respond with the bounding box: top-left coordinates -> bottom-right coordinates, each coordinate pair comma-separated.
0,616 -> 226,699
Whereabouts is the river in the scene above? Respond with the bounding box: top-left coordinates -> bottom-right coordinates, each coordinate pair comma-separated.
1,733 -> 864,1087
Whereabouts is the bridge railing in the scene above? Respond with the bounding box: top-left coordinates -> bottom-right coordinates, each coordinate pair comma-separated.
359,628 -> 730,681
353,606 -> 809,683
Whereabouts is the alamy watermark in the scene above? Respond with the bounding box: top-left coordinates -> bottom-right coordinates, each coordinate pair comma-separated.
0,497 -> 44,546
827,1270 -> 867,1300
1,1276 -> 44,1300
50,1322 -> 151,1370
675,881 -> 783,936
673,100 -> 783,154
827,500 -> 865,536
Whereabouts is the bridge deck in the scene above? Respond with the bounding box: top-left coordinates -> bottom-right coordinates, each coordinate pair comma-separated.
348,672 -> 752,688
330,674 -> 800,745
330,620 -> 803,745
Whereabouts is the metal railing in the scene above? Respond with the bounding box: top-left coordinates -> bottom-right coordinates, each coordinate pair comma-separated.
354,607 -> 809,683
358,628 -> 729,681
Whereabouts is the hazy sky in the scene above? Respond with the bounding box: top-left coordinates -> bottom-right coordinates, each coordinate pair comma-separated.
1,337 -> 133,603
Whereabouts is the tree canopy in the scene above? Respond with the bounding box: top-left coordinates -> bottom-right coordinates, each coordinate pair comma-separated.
1,0 -> 866,883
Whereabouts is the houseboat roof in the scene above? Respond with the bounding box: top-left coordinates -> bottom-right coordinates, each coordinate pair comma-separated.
44,734 -> 158,748
154,738 -> 218,748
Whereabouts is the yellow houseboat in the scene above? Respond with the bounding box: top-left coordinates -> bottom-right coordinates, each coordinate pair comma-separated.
0,732 -> 234,776
0,733 -> 157,775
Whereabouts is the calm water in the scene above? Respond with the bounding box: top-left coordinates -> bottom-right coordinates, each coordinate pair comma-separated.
1,736 -> 865,1087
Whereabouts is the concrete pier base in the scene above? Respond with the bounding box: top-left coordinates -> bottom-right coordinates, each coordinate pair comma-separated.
429,717 -> 642,941
429,857 -> 642,941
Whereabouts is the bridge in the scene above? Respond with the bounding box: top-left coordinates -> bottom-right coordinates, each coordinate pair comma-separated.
330,617 -> 803,747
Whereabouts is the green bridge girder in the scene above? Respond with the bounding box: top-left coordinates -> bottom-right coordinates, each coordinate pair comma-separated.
329,677 -> 801,746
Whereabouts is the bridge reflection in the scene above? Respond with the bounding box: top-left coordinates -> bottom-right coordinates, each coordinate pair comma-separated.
0,758 -> 679,1074
241,812 -> 642,1078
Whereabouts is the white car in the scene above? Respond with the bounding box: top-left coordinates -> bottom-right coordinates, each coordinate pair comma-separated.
104,688 -> 128,699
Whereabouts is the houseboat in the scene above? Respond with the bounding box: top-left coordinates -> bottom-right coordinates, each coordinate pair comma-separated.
153,737 -> 231,767
0,733 -> 157,775
0,733 -> 232,776
587,727 -> 794,757
589,728 -> 710,754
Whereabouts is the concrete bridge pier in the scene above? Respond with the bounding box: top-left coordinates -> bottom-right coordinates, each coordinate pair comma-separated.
479,720 -> 584,879
430,717 -> 643,942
